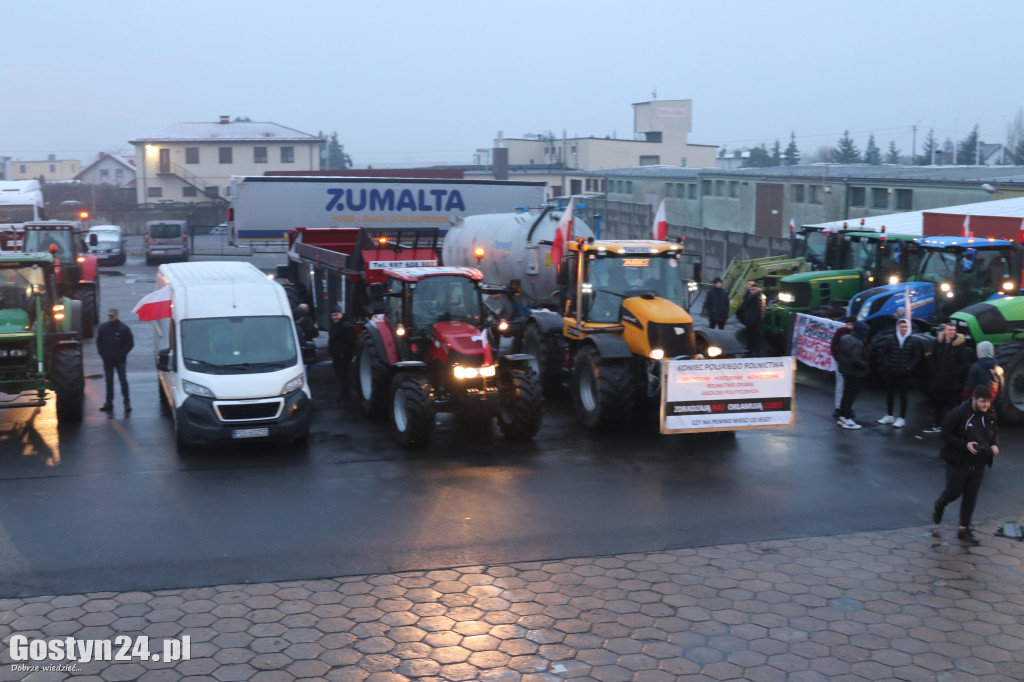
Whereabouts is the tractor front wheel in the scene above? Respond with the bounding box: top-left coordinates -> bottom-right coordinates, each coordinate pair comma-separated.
390,372 -> 435,448
571,345 -> 634,430
53,347 -> 84,423
497,368 -> 544,441
995,341 -> 1024,424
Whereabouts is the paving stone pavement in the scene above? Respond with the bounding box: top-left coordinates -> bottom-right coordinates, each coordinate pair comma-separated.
3,519 -> 1024,682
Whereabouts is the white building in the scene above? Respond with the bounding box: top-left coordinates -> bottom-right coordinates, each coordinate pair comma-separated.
128,117 -> 322,204
75,152 -> 136,187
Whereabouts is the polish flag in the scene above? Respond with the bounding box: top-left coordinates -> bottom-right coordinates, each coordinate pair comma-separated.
551,197 -> 575,265
788,218 -> 796,233
904,288 -> 913,325
132,286 -> 173,321
1017,218 -> 1024,244
652,199 -> 667,240
962,214 -> 971,237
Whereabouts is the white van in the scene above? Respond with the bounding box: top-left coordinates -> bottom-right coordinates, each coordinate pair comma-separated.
88,224 -> 125,265
152,261 -> 311,447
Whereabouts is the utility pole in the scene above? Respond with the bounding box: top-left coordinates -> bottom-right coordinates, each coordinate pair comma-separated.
911,124 -> 917,165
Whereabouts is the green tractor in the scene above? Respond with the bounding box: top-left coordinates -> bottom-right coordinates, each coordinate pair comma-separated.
950,295 -> 1024,424
766,228 -> 922,348
0,253 -> 85,422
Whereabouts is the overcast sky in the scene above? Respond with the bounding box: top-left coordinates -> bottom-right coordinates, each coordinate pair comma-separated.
3,0 -> 1022,168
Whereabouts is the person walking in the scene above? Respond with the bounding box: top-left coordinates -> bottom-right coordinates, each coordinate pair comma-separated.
705,277 -> 729,330
294,303 -> 318,343
835,321 -> 870,429
96,308 -> 134,414
932,385 -> 1000,544
876,318 -> 922,428
830,317 -> 855,419
737,280 -> 766,356
924,323 -> 971,433
963,340 -> 1003,402
328,305 -> 356,406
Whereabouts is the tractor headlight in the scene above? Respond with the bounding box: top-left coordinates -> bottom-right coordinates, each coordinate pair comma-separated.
281,374 -> 305,394
182,379 -> 215,398
706,346 -> 723,358
648,349 -> 665,360
940,282 -> 951,292
778,292 -> 794,303
1003,280 -> 1014,291
9,349 -> 28,357
889,276 -> 899,285
497,319 -> 509,332
52,304 -> 65,321
687,281 -> 699,292
453,365 -> 478,379
396,325 -> 406,337
480,365 -> 496,377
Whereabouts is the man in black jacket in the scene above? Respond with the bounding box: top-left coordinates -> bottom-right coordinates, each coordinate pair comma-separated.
835,321 -> 869,429
96,308 -> 134,413
876,318 -> 922,428
737,281 -> 766,356
328,306 -> 356,405
932,385 -> 1000,544
705,277 -> 729,330
925,323 -> 971,433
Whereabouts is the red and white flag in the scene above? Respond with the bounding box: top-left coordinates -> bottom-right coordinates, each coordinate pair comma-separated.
962,214 -> 971,237
788,218 -> 796,233
652,199 -> 667,240
132,286 -> 173,321
904,287 -> 913,325
551,197 -> 575,265
1018,217 -> 1024,244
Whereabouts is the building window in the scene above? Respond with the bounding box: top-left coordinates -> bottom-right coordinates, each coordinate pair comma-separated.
280,147 -> 294,163
896,188 -> 912,210
809,186 -> 822,204
791,184 -> 805,203
219,147 -> 233,164
50,164 -> 56,173
688,184 -> 697,199
100,169 -> 109,181
675,183 -> 685,198
625,181 -> 632,193
849,187 -> 865,207
182,186 -> 197,197
715,180 -> 726,197
871,188 -> 888,209
148,187 -> 162,198
19,164 -> 25,173
728,181 -> 739,198
639,155 -> 660,165
185,147 -> 199,164
254,146 -> 268,164
115,169 -> 123,180
702,180 -> 712,196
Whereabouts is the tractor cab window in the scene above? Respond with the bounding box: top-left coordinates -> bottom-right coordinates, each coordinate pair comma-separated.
409,276 -> 481,327
967,248 -> 1013,296
918,250 -> 957,286
585,255 -> 685,322
802,231 -> 829,269
24,231 -> 71,260
384,278 -> 404,328
838,236 -> 877,271
0,265 -> 44,327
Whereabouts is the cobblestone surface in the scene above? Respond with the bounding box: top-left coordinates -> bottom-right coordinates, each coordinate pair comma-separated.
3,520 -> 1024,681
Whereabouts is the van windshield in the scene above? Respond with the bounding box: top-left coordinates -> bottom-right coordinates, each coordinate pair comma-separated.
181,316 -> 297,374
149,224 -> 182,238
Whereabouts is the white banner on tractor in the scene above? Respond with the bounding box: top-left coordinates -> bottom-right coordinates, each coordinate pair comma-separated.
660,357 -> 796,434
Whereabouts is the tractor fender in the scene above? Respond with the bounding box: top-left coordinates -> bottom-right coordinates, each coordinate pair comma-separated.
364,317 -> 400,365
695,327 -> 745,358
498,354 -> 533,371
394,360 -> 427,369
528,309 -> 563,336
78,255 -> 99,283
66,299 -> 83,338
581,333 -> 633,360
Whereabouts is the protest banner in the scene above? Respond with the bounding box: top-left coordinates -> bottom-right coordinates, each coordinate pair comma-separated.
792,313 -> 845,371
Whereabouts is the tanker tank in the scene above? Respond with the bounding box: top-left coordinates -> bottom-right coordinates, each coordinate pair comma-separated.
442,206 -> 593,308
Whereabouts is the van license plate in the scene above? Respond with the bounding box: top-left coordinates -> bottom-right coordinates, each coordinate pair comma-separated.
232,427 -> 269,439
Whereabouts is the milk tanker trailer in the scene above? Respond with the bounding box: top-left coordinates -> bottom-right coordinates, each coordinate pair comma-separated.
444,206 -> 741,429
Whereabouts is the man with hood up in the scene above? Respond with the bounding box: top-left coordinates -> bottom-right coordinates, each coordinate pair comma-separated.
834,321 -> 870,429
963,340 -> 1003,402
876,318 -> 921,428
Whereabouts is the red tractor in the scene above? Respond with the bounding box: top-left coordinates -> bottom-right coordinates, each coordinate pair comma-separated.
20,222 -> 100,338
354,266 -> 543,448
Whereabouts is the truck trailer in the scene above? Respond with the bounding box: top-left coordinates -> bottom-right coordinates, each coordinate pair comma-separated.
228,176 -> 547,244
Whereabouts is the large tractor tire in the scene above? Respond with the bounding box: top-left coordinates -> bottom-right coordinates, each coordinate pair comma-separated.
571,344 -> 634,430
995,341 -> 1024,425
497,368 -> 544,441
522,323 -> 560,392
390,372 -> 436,448
52,347 -> 84,423
354,329 -> 389,419
75,285 -> 97,339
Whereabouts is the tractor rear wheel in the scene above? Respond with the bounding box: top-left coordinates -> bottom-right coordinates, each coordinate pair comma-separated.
354,329 -> 389,419
571,344 -> 634,430
995,341 -> 1024,424
522,323 -> 560,392
76,285 -> 97,339
497,367 -> 544,441
53,347 -> 84,423
390,372 -> 435,448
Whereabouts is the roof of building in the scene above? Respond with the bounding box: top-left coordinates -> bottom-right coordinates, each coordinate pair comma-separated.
808,196 -> 1024,236
573,163 -> 1024,184
130,119 -> 321,144
74,153 -> 136,182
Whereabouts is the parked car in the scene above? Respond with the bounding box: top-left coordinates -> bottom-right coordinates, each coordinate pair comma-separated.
209,223 -> 228,235
88,225 -> 126,265
145,220 -> 189,265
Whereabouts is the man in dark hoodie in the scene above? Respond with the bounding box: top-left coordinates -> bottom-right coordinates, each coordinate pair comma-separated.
925,323 -> 971,433
830,317 -> 855,419
932,385 -> 1000,544
963,340 -> 1002,402
328,305 -> 356,405
834,321 -> 870,429
705,277 -> 729,330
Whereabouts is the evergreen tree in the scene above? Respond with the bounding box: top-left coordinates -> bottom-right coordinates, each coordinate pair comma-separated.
318,130 -> 353,170
864,134 -> 881,164
746,144 -> 773,168
1006,108 -> 1024,164
957,125 -> 979,165
784,132 -> 800,165
915,129 -> 938,165
771,140 -> 782,166
831,130 -> 861,164
885,141 -> 901,164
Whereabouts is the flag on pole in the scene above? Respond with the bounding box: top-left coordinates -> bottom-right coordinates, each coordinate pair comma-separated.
1018,217 -> 1024,244
551,197 -> 575,265
132,286 -> 173,321
652,199 -> 667,240
962,214 -> 971,238
904,287 -> 912,325
788,218 -> 796,233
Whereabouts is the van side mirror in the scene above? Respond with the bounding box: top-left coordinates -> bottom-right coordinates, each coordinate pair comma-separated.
692,261 -> 702,283
157,347 -> 174,372
88,234 -> 98,246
